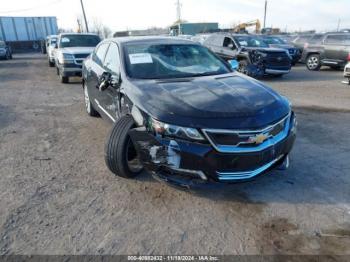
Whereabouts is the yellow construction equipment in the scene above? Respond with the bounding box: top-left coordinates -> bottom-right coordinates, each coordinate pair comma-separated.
233,20 -> 261,34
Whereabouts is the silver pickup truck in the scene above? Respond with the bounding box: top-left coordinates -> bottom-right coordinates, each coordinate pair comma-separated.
54,33 -> 100,83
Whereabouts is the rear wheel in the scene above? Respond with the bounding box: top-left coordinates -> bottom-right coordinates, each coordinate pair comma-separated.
105,115 -> 143,178
306,54 -> 321,71
83,84 -> 99,117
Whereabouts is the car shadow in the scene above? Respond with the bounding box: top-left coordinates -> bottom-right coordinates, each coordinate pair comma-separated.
0,104 -> 16,130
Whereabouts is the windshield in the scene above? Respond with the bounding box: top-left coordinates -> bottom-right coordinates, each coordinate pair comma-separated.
233,36 -> 269,48
124,43 -> 231,79
0,41 -> 5,48
59,35 -> 100,48
263,37 -> 286,45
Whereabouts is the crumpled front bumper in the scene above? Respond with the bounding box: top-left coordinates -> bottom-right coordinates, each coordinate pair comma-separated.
129,117 -> 296,188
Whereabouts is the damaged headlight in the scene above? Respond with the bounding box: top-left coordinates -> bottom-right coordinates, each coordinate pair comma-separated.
150,118 -> 205,141
250,51 -> 267,63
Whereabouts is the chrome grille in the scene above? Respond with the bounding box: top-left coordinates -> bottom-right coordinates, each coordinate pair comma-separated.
202,114 -> 291,153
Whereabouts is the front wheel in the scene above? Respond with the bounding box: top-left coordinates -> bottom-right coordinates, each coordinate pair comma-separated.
105,115 -> 143,178
237,59 -> 249,75
306,54 -> 321,71
58,68 -> 69,83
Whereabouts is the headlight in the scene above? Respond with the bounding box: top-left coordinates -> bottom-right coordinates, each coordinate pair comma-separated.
58,53 -> 74,64
251,51 -> 267,63
150,118 -> 205,141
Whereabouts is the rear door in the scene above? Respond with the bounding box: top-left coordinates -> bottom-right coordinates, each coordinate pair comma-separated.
323,34 -> 346,65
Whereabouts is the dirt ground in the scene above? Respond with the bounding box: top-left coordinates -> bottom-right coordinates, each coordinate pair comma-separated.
0,53 -> 349,255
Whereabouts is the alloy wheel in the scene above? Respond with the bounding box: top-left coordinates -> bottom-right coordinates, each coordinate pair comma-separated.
84,85 -> 91,113
307,56 -> 319,70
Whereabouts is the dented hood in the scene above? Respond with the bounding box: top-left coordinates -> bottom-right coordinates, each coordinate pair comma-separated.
129,73 -> 290,129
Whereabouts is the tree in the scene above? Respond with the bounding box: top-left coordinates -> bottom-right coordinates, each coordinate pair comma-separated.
90,18 -> 112,39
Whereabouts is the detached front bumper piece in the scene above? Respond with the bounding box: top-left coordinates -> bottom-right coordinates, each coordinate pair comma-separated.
129,113 -> 296,188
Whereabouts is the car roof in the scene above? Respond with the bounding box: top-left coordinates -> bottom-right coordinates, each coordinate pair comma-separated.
104,36 -> 197,46
59,33 -> 99,37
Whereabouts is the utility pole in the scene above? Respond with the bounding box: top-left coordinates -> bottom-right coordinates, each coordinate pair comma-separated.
175,0 -> 182,35
337,19 -> 341,32
263,0 -> 267,28
80,0 -> 89,32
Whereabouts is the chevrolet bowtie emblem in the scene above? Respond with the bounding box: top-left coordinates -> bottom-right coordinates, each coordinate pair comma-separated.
249,133 -> 269,144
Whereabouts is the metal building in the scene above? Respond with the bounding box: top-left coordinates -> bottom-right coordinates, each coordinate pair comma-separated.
0,16 -> 58,52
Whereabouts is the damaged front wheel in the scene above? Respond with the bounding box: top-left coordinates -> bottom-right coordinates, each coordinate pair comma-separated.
105,115 -> 143,178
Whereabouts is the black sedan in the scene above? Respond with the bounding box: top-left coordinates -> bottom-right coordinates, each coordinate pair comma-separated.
82,37 -> 296,188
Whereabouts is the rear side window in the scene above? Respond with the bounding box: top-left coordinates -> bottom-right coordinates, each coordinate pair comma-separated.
104,43 -> 120,74
309,34 -> 324,44
325,34 -> 350,45
93,43 -> 109,65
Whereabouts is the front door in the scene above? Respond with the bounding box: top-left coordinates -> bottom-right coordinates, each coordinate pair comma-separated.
100,42 -> 122,121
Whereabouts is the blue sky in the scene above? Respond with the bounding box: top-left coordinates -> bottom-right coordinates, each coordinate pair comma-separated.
0,0 -> 349,32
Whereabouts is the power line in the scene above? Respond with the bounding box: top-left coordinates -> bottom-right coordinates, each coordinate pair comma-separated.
0,0 -> 63,15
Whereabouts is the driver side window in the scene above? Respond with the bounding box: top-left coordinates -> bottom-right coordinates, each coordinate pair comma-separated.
223,37 -> 236,49
104,43 -> 120,74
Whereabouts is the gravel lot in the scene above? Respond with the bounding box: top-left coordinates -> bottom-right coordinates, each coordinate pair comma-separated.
0,53 -> 349,255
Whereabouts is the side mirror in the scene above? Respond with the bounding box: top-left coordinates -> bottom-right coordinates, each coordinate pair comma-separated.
228,43 -> 235,49
54,43 -> 58,49
228,59 -> 239,70
98,72 -> 112,91
110,73 -> 121,88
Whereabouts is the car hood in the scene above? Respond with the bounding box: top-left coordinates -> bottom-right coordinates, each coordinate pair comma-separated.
59,47 -> 95,55
129,73 -> 290,129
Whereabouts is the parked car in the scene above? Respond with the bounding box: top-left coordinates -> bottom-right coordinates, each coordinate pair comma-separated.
292,34 -> 313,51
0,40 -> 12,60
46,35 -> 58,67
54,33 -> 101,83
82,37 -> 296,188
344,62 -> 350,84
301,33 -> 350,71
260,35 -> 301,65
204,33 -> 292,77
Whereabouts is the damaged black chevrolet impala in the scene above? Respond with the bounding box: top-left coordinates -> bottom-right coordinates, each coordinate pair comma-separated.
82,37 -> 297,188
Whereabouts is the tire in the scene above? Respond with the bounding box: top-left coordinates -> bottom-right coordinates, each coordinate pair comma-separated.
105,115 -> 143,178
60,75 -> 69,83
49,60 -> 55,67
306,54 -> 321,71
83,84 -> 99,117
5,51 -> 10,60
238,59 -> 249,75
58,68 -> 69,83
